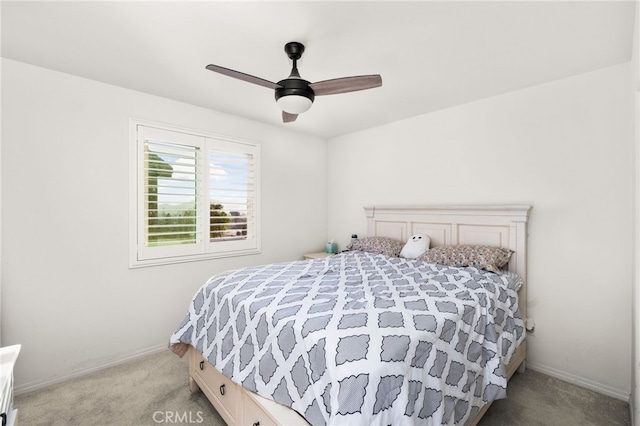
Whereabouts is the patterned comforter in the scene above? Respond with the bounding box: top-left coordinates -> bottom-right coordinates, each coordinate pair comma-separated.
170,251 -> 525,425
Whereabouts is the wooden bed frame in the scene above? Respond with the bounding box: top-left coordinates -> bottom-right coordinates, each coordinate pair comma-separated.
185,204 -> 532,426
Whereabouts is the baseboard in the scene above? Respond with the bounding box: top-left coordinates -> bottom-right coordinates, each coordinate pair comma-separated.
527,361 -> 630,401
15,343 -> 168,396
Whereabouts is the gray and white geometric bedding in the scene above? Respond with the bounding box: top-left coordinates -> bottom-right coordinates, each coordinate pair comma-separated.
170,251 -> 525,425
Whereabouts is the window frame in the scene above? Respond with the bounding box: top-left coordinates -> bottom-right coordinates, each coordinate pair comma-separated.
129,119 -> 261,268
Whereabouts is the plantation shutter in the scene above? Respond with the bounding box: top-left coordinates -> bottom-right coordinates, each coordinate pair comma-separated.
133,122 -> 260,267
136,126 -> 204,261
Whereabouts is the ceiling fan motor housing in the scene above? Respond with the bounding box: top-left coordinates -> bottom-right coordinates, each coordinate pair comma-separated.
275,79 -> 315,102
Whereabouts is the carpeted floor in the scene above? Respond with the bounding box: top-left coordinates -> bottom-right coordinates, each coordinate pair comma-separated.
15,349 -> 630,426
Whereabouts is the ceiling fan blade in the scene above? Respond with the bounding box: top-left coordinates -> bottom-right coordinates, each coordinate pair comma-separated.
283,111 -> 298,123
206,64 -> 281,90
310,75 -> 382,96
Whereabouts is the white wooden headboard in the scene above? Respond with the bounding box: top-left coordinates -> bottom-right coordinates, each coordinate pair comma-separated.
364,205 -> 531,318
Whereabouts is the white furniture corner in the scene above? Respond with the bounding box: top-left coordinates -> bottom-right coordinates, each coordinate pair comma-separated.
0,345 -> 21,426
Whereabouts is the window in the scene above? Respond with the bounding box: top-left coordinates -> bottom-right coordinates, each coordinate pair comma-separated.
130,120 -> 260,267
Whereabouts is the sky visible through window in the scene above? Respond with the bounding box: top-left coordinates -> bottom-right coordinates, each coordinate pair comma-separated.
148,143 -> 250,212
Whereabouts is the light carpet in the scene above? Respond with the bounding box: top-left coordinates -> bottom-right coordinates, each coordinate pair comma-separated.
15,350 -> 630,425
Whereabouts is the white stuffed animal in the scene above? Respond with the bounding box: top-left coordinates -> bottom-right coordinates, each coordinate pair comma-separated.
400,234 -> 430,259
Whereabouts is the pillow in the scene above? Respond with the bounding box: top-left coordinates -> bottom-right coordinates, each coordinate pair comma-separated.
347,237 -> 404,257
400,234 -> 430,259
418,245 -> 514,273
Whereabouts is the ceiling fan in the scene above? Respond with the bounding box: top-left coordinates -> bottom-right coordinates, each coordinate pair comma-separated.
206,41 -> 383,123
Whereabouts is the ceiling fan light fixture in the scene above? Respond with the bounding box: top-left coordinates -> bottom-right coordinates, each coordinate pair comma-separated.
275,78 -> 315,114
277,94 -> 313,114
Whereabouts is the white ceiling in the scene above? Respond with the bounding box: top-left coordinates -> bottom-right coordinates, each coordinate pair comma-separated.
1,1 -> 635,138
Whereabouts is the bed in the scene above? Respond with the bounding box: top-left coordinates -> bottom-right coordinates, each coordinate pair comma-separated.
170,204 -> 531,425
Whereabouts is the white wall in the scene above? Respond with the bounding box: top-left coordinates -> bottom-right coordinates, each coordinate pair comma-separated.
328,63 -> 634,399
1,59 -> 328,392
